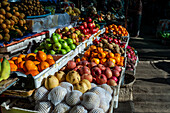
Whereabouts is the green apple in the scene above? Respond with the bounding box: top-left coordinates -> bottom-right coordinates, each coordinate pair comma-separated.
34,49 -> 39,53
60,49 -> 67,55
65,46 -> 71,53
69,44 -> 76,50
56,33 -> 61,40
49,50 -> 56,55
51,35 -> 58,43
53,42 -> 62,51
59,39 -> 68,49
45,43 -> 52,50
66,38 -> 73,45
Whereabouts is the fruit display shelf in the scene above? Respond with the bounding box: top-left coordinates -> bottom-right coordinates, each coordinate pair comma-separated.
10,28 -> 105,89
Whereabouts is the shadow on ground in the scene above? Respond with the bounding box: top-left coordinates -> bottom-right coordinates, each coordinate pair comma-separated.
153,61 -> 170,73
137,77 -> 170,85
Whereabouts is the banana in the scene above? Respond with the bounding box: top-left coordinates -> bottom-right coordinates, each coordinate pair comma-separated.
0,57 -> 10,81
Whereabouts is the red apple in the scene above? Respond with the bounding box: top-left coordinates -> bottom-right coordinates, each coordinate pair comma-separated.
91,67 -> 102,77
112,70 -> 120,77
81,74 -> 93,82
79,25 -> 84,30
92,22 -> 95,28
55,28 -> 61,33
74,65 -> 83,74
67,60 -> 76,70
79,66 -> 91,75
113,66 -> 122,72
88,23 -> 93,29
107,79 -> 117,86
114,39 -> 118,44
83,22 -> 87,28
105,67 -> 112,79
111,76 -> 118,82
86,29 -> 90,34
86,17 -> 92,23
96,74 -> 107,85
83,29 -> 87,35
104,61 -> 115,68
88,62 -> 97,69
90,28 -> 97,34
81,60 -> 89,66
97,64 -> 106,71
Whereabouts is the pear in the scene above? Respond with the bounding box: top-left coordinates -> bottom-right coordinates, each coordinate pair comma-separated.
54,71 -> 66,82
45,75 -> 59,90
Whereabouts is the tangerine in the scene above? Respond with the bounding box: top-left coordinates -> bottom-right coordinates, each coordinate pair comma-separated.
38,61 -> 49,72
46,59 -> 55,66
11,57 -> 18,61
10,63 -> 18,71
8,60 -> 14,64
23,60 -> 37,72
46,54 -> 53,60
36,51 -> 47,62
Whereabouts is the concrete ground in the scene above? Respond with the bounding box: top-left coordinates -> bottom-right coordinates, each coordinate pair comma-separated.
115,30 -> 170,113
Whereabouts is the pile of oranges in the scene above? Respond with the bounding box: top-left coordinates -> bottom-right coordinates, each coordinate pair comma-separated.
8,51 -> 55,76
75,45 -> 125,67
105,24 -> 128,37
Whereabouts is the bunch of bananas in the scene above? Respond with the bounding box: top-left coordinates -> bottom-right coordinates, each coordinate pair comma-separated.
0,57 -> 10,82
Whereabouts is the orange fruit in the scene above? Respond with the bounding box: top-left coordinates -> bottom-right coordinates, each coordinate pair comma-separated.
25,53 -> 36,61
25,70 -> 39,76
18,54 -> 26,60
76,58 -> 81,63
18,61 -> 25,69
33,61 -> 40,66
14,57 -> 22,65
46,59 -> 55,66
23,60 -> 37,72
46,54 -> 53,60
10,63 -> 18,71
108,58 -> 116,64
8,60 -> 14,64
36,51 -> 47,62
11,57 -> 18,61
38,61 -> 49,72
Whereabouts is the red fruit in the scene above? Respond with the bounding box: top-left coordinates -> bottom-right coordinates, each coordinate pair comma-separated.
97,64 -> 106,71
92,22 -> 96,28
79,25 -> 84,30
105,67 -> 112,79
86,28 -> 90,34
91,67 -> 102,77
113,66 -> 122,72
111,76 -> 118,82
83,29 -> 87,35
88,23 -> 93,29
96,74 -> 107,85
74,65 -> 83,74
58,33 -> 62,38
114,39 -> 118,44
81,60 -> 89,66
67,60 -> 76,70
86,17 -> 92,23
79,66 -> 91,75
107,79 -> 117,86
83,22 -> 87,28
104,61 -> 115,68
81,74 -> 93,82
112,70 -> 120,77
87,62 -> 97,69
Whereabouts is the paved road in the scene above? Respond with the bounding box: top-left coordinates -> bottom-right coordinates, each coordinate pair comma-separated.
115,34 -> 170,113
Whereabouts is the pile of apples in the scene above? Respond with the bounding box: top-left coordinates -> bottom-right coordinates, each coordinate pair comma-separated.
34,33 -> 76,55
61,60 -> 122,86
126,46 -> 138,71
78,17 -> 99,36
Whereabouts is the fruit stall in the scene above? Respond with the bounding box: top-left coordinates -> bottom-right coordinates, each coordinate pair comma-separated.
0,0 -> 139,113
